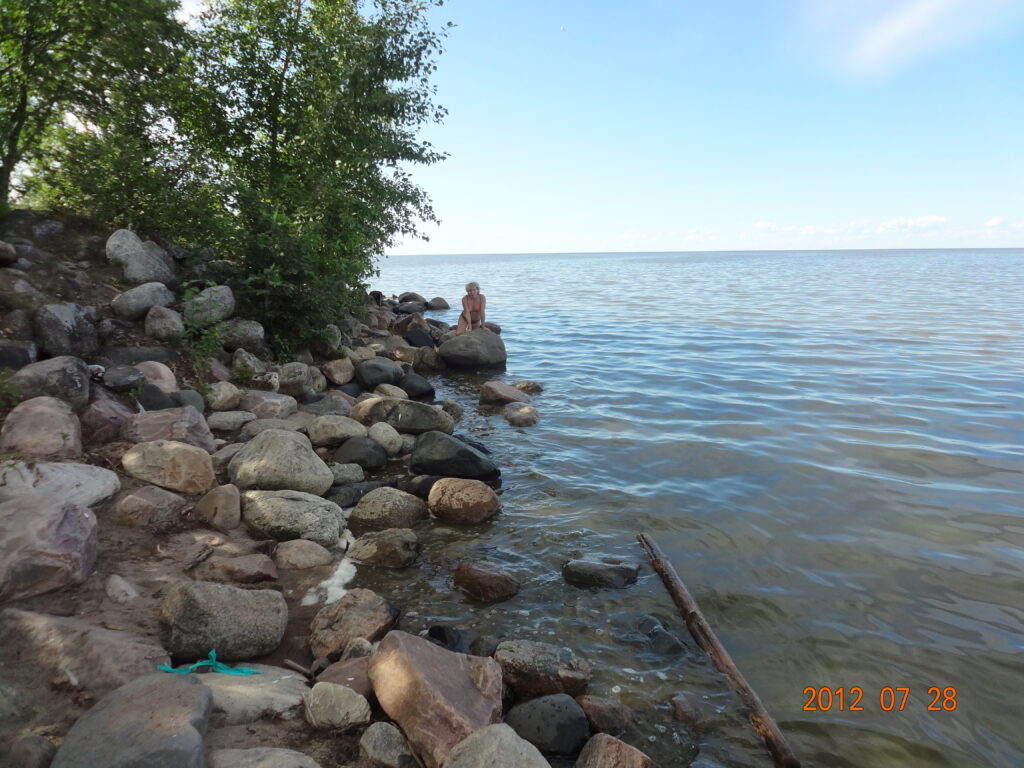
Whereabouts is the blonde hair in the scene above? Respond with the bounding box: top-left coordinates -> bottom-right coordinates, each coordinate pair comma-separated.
465,281 -> 480,292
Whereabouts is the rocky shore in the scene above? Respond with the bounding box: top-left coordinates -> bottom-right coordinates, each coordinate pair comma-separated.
0,212 -> 686,768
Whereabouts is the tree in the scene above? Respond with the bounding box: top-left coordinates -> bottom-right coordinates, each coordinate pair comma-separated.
0,0 -> 185,209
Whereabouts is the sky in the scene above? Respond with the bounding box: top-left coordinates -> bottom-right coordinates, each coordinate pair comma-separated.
381,0 -> 1024,255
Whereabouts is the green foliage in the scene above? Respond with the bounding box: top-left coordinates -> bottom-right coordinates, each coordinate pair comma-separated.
0,369 -> 20,410
178,281 -> 224,396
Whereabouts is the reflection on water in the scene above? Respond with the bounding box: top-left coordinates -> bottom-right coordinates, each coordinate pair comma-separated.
370,248 -> 1024,768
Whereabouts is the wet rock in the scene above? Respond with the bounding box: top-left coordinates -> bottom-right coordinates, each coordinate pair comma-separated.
438,328 -> 507,367
309,588 -> 399,659
111,485 -> 190,532
238,390 -> 297,420
332,435 -> 388,470
0,609 -> 169,698
453,561 -> 520,602
494,640 -> 592,697
184,285 -> 235,327
348,528 -> 420,568
669,691 -> 708,725
80,386 -> 134,444
330,462 -> 365,485
506,693 -> 590,756
515,380 -> 544,394
9,355 -> 90,409
102,364 -> 145,391
350,487 -> 428,530
360,721 -> 418,768
229,429 -> 334,494
219,318 -> 265,352
122,440 -> 215,494
504,403 -> 540,427
50,674 -> 210,768
307,414 -> 367,446
301,390 -> 354,417
0,460 -> 119,507
479,380 -> 531,405
350,397 -> 454,435
413,346 -> 446,373
576,733 -> 653,768
427,478 -> 500,525
124,405 -> 216,452
111,282 -> 175,320
637,615 -> 685,654
242,490 -> 345,547
0,396 -> 82,458
136,382 -> 177,411
410,431 -> 499,480
322,357 -> 355,385
444,723 -> 551,768
575,695 -> 633,736
106,229 -> 177,285
274,539 -> 333,569
209,749 -> 321,768
200,554 -> 278,584
208,410 -> 257,432
33,302 -> 98,358
135,360 -> 177,394
368,630 -> 503,768
144,305 -> 185,340
0,498 -> 96,602
368,420 -> 403,456
304,681 -> 371,731
207,380 -> 242,411
326,480 -> 388,508
160,580 -> 288,661
562,560 -> 639,589
193,483 -> 241,530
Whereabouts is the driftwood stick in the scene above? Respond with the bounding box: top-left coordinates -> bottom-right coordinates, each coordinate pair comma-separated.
638,533 -> 800,768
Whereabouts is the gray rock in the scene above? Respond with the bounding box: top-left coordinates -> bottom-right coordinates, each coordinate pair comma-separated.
304,681 -> 371,731
325,481 -> 388,508
184,285 -> 235,327
398,371 -> 434,399
209,748 -> 322,768
350,397 -> 455,435
0,239 -> 17,267
239,417 -> 302,440
360,721 -> 419,768
33,303 -> 98,358
228,429 -> 334,494
438,328 -> 507,367
103,364 -> 146,391
0,460 -> 119,507
242,490 -> 346,547
136,382 -> 177,410
368,421 -> 403,456
274,539 -> 334,569
207,380 -> 242,411
332,435 -> 388,470
80,385 -> 135,444
347,528 -> 420,568
330,462 -> 365,485
237,390 -> 297,419
562,560 -> 640,589
50,674 -> 211,768
198,665 -> 309,724
308,414 -> 367,446
211,442 -> 246,474
410,431 -> 499,479
106,229 -> 177,286
425,297 -> 449,310
174,388 -> 206,413
444,724 -> 551,768
208,410 -> 257,432
111,282 -> 175,320
0,339 -> 37,369
505,693 -> 590,755
278,362 -> 312,397
350,488 -> 428,530
159,580 -> 288,661
354,357 -> 404,389
233,347 -> 268,376
94,344 -> 179,366
144,304 -> 185,340
4,735 -> 56,768
219,318 -> 266,352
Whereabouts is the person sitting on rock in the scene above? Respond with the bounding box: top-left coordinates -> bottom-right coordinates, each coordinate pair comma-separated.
456,281 -> 486,335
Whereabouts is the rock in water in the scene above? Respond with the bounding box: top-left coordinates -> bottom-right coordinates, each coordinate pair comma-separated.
505,694 -> 590,755
438,328 -> 507,367
50,674 -> 211,768
576,733 -> 654,767
410,431 -> 498,480
494,639 -> 592,697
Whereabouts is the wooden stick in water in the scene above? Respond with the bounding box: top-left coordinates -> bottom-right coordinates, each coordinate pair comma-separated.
637,533 -> 800,768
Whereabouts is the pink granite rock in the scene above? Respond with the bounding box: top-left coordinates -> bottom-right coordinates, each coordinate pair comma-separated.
576,733 -> 653,768
427,478 -> 500,524
309,588 -> 399,660
80,387 -> 134,444
111,485 -> 190,532
121,440 -> 215,494
0,396 -> 82,458
123,406 -> 216,452
193,484 -> 241,530
479,380 -> 531,406
135,360 -> 177,394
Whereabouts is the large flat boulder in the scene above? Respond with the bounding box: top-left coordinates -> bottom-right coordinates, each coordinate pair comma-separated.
368,630 -> 503,768
123,405 -> 216,453
0,461 -> 119,507
228,430 -> 333,494
9,355 -> 90,410
350,397 -> 454,435
438,329 -> 506,367
197,665 -> 309,725
50,674 -> 211,768
33,302 -> 98,358
121,440 -> 215,494
0,396 -> 82,458
241,490 -> 345,548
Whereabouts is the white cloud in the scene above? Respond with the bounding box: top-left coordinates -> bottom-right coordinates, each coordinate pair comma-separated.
985,216 -> 1007,227
876,215 -> 947,233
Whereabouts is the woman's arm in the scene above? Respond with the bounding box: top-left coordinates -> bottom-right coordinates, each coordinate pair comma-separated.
479,295 -> 486,325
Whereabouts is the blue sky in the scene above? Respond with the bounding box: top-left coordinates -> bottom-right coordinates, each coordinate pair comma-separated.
385,0 -> 1024,254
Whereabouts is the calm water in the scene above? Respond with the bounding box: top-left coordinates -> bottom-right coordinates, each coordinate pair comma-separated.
370,249 -> 1024,768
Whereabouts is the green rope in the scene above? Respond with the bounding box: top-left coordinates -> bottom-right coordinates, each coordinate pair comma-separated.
158,649 -> 262,676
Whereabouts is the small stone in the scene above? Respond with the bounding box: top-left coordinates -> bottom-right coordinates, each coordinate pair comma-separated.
505,693 -> 590,756
105,574 -> 141,604
453,561 -> 520,602
368,421 -> 403,456
207,410 -> 256,432
202,554 -> 278,584
575,695 -> 633,736
504,403 -> 539,427
304,681 -> 371,731
515,380 -> 544,395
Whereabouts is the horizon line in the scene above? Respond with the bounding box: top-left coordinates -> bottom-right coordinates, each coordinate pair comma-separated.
385,244 -> 1024,258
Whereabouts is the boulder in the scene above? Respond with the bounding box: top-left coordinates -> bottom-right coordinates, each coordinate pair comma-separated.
0,609 -> 169,698
277,362 -> 312,398
111,485 -> 190,533
207,410 -> 256,432
193,484 -> 241,530
368,630 -> 503,768
106,229 -> 177,285
209,749 -> 321,768
197,665 -> 309,725
359,721 -> 418,768
403,327 -> 434,348
453,561 -> 520,602
274,539 -> 333,569
135,359 -> 177,395
307,414 -> 367,446
159,580 -> 288,661
368,421 -> 403,456
0,396 -> 81,458
95,344 -> 179,366
136,382 -> 177,411
348,528 -> 420,568
33,302 -> 98,358
326,480 -> 388,508
238,390 -> 297,420
332,435 -> 388,470
444,724 -> 551,768
228,429 -> 334,494
106,574 -> 141,604
309,588 -> 399,659
330,462 -> 365,485
0,339 -> 37,369
301,390 -> 354,416
242,490 -> 345,547
350,487 -> 428,530
219,318 -> 265,352
575,734 -> 653,768
239,418 -> 301,440
317,656 -> 373,699
354,357 -> 403,389
206,380 -> 242,410
438,329 -> 507,367
398,291 -> 426,304
304,681 -> 371,731
79,386 -> 134,444
505,694 -> 590,756
440,398 -> 464,423
413,346 -> 446,373
494,640 -> 592,697
144,305 -> 185,340
516,380 -> 544,394
575,695 -> 633,736
122,440 -> 215,494
111,282 -> 175,320
505,403 -> 540,427
0,497 -> 96,602
479,380 -> 531,405
4,736 -> 55,768
102,364 -> 145,392
322,357 -> 355,385
184,284 -> 235,327
211,442 -> 245,474
0,460 -> 119,507
398,371 -> 434,399
350,397 -> 455,435
49,674 -> 210,768
9,355 -> 90,410
124,405 -> 216,452
410,431 -> 499,480
427,478 -> 500,524
426,297 -> 450,310
562,560 -> 640,589
374,382 -> 408,399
